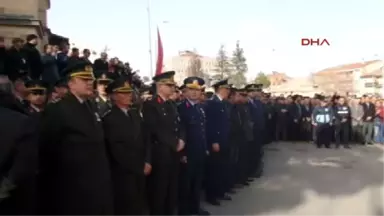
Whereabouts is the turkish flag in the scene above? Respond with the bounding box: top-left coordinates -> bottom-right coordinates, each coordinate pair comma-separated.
155,27 -> 164,75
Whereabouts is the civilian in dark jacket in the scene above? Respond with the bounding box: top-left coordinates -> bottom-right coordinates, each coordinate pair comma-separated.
93,52 -> 109,78
288,95 -> 302,141
56,44 -> 70,76
41,44 -> 60,87
275,97 -> 289,141
22,34 -> 42,80
80,49 -> 92,64
67,48 -> 81,68
361,95 -> 376,144
301,97 -> 313,141
4,38 -> 28,81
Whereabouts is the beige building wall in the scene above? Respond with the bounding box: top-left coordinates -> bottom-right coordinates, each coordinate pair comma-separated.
0,0 -> 50,50
163,51 -> 217,85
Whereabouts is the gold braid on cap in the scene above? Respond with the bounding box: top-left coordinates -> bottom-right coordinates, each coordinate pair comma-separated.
113,81 -> 133,92
186,79 -> 203,89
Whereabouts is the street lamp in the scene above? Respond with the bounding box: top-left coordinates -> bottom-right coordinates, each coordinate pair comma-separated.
146,0 -> 154,77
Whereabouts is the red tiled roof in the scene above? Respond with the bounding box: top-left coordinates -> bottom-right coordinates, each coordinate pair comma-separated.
360,67 -> 383,78
315,60 -> 381,75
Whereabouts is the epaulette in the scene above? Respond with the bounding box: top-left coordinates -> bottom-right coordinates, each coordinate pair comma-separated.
101,109 -> 111,118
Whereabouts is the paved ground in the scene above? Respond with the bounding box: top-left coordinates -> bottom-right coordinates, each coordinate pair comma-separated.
204,142 -> 384,215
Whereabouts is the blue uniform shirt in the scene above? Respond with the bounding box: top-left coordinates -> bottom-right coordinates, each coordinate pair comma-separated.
178,99 -> 207,160
205,95 -> 230,148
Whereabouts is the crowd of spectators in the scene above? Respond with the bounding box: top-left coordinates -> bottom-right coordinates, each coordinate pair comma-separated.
0,34 -> 139,89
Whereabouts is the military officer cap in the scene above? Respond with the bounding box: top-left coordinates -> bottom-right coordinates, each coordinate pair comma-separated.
25,79 -> 47,95
54,77 -> 68,88
317,95 -> 326,101
245,83 -> 263,91
62,61 -> 95,81
205,91 -> 214,99
11,73 -> 30,83
183,76 -> 205,90
238,87 -> 248,96
179,84 -> 186,91
106,77 -> 133,94
139,85 -> 151,94
212,79 -> 231,89
96,72 -> 113,85
152,71 -> 176,85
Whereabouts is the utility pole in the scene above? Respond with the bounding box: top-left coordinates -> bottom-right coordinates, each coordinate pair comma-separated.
147,0 -> 153,77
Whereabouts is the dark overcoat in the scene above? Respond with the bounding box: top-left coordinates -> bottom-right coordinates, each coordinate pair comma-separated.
103,105 -> 150,215
37,93 -> 113,215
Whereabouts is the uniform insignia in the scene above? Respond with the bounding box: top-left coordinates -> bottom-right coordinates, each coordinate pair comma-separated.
95,97 -> 100,102
85,65 -> 93,72
101,109 -> 111,118
157,97 -> 163,104
95,112 -> 101,122
343,107 -> 347,110
50,98 -> 61,104
325,108 -> 328,111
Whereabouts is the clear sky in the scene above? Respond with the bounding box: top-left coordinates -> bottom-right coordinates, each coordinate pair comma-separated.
48,0 -> 384,79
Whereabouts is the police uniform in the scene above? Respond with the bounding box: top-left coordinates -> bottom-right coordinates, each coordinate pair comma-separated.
245,83 -> 264,178
38,61 -> 113,214
142,71 -> 185,215
205,79 -> 231,205
102,78 -> 149,215
334,99 -> 351,148
312,96 -> 334,148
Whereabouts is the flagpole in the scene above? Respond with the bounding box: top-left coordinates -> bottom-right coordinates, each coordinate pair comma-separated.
147,0 -> 153,77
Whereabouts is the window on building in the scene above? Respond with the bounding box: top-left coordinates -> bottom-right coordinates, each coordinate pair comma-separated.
365,82 -> 374,88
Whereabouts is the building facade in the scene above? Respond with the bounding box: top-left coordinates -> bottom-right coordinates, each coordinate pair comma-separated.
313,60 -> 383,95
163,50 -> 217,85
0,0 -> 50,49
267,77 -> 323,97
267,71 -> 291,86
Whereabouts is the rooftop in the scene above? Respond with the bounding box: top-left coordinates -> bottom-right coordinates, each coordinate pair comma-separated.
315,60 -> 382,75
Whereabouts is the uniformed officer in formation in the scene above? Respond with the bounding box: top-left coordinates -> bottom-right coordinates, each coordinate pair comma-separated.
94,72 -> 113,116
24,80 -> 47,113
38,61 -> 114,214
205,79 -> 231,205
142,71 -> 185,215
177,77 -> 210,215
245,83 -> 264,178
102,77 -> 150,215
312,95 -> 334,148
334,96 -> 351,148
1,58 -> 282,215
